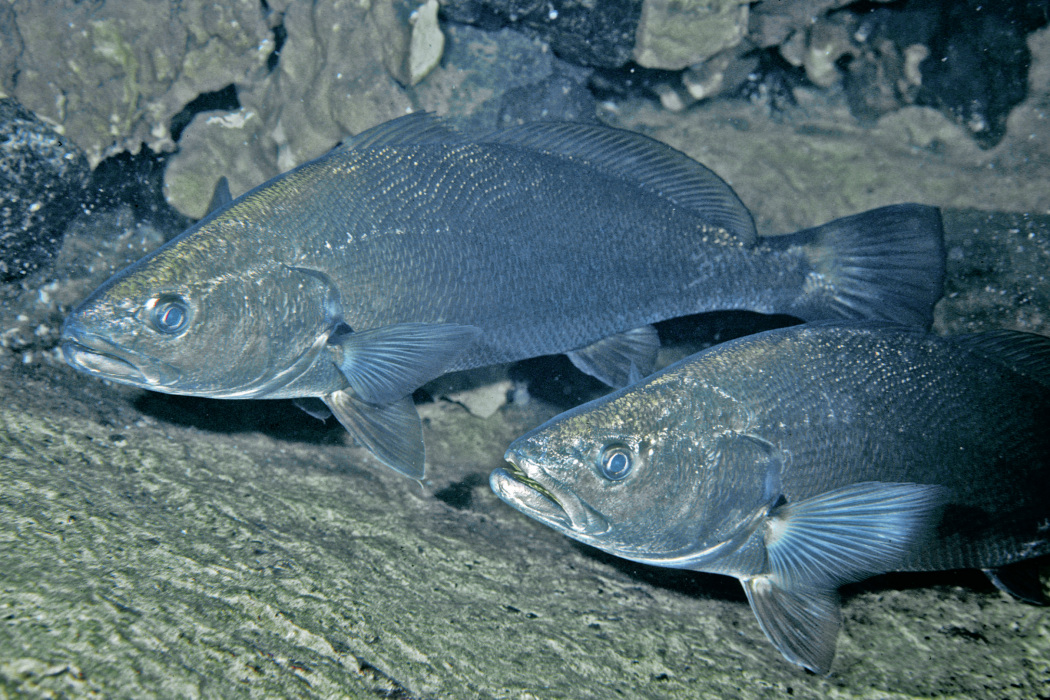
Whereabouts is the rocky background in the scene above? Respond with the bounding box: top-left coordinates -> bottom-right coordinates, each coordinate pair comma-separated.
2,1 -> 1049,697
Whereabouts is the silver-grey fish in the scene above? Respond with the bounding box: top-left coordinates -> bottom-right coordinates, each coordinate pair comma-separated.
61,113 -> 944,479
493,322 -> 1049,673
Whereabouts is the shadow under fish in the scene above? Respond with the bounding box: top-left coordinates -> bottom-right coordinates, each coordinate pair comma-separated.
61,113 -> 944,479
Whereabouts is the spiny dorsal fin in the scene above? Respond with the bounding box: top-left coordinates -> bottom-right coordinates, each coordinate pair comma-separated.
207,176 -> 233,213
335,111 -> 463,153
486,122 -> 757,244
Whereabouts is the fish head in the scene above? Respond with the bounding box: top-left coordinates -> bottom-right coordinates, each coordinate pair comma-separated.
493,363 -> 784,569
61,226 -> 337,398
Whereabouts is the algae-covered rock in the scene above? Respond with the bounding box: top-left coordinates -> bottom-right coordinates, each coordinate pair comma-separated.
163,20 -> 584,218
1,0 -> 274,167
633,0 -> 749,71
2,196 -> 1049,697
163,0 -> 413,219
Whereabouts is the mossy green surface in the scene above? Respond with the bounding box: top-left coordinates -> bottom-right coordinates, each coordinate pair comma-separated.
2,267 -> 1049,699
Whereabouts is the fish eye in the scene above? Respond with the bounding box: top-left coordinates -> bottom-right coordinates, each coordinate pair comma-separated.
599,443 -> 633,481
149,295 -> 190,335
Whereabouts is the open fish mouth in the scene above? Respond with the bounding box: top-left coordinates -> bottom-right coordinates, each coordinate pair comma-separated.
490,451 -> 609,536
61,320 -> 179,388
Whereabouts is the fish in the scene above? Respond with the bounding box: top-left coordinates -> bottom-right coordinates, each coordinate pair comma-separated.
492,321 -> 1050,673
61,112 -> 945,480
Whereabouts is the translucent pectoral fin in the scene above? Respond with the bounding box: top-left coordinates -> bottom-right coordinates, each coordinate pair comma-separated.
742,481 -> 948,672
323,390 -> 425,480
742,576 -> 841,675
328,322 -> 481,405
567,325 -> 659,388
763,481 -> 948,588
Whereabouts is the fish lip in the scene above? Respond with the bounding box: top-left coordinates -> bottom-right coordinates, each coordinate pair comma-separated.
60,319 -> 179,388
491,450 -> 609,537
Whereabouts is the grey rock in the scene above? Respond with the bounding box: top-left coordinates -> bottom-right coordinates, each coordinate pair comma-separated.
1,0 -> 274,166
439,0 -> 642,68
632,0 -> 749,71
0,99 -> 89,282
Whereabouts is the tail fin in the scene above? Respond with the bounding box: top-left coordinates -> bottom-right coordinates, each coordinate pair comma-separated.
782,204 -> 945,328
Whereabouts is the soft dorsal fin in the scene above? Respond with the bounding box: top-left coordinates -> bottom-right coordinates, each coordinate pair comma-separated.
335,111 -> 463,153
486,121 -> 757,244
951,330 -> 1050,389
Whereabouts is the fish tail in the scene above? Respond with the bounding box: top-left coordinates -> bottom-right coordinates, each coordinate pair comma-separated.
781,204 -> 945,328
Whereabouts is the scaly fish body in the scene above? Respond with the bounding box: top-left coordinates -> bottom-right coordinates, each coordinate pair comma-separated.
493,322 -> 1050,672
62,113 -> 944,478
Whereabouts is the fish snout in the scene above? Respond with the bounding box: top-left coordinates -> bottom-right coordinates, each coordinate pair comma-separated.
60,316 -> 179,388
491,449 -> 610,537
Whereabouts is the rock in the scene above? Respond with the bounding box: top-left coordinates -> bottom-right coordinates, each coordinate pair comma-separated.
439,0 -> 642,68
373,0 -> 446,86
0,0 -> 274,166
0,99 -> 89,282
633,0 -> 750,71
164,0 -> 414,219
164,20 -> 590,218
748,0 -> 852,48
416,23 -> 592,130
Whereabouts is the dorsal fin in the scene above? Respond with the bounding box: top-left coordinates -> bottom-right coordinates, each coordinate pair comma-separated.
951,330 -> 1050,389
207,176 -> 233,213
486,122 -> 757,244
334,111 -> 463,152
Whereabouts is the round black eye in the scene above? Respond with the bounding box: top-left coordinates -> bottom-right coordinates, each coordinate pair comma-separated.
599,445 -> 633,481
150,296 -> 190,335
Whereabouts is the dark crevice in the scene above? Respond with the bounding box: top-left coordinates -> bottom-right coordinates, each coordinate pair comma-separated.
169,84 -> 240,143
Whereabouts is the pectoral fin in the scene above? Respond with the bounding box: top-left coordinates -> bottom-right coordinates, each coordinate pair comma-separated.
762,481 -> 947,587
323,390 -> 425,479
328,322 -> 481,405
743,481 -> 947,673
567,325 -> 659,388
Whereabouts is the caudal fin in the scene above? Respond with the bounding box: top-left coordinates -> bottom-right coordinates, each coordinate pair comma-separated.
783,204 -> 945,328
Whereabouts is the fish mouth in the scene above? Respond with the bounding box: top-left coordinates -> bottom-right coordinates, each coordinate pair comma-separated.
490,450 -> 609,537
61,318 -> 179,388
